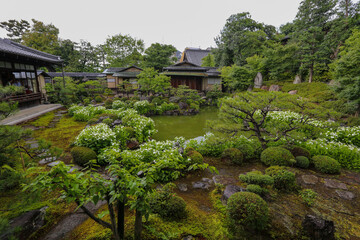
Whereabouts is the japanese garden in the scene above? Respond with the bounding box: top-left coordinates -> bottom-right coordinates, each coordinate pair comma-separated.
1,0 -> 360,239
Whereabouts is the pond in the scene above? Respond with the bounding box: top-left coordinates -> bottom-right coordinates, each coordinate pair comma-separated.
151,106 -> 219,141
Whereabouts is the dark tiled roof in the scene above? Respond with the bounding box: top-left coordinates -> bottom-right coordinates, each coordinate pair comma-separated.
163,61 -> 208,72
183,48 -> 211,66
113,72 -> 140,78
103,65 -> 143,74
0,38 -> 62,65
44,72 -> 105,79
163,62 -> 220,77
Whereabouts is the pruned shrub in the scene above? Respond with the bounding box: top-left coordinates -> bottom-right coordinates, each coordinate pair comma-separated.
71,146 -> 97,167
281,145 -> 311,158
295,156 -> 310,169
265,166 -> 296,192
239,171 -> 274,186
95,96 -> 102,103
227,192 -> 269,233
102,118 -> 113,126
312,155 -> 341,174
149,183 -> 187,221
222,148 -> 243,165
184,146 -> 194,155
260,147 -> 295,166
246,184 -> 268,196
187,150 -> 203,164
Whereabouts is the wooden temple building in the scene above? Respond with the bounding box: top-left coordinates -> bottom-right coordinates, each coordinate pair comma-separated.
103,66 -> 143,90
0,38 -> 63,107
162,48 -> 221,91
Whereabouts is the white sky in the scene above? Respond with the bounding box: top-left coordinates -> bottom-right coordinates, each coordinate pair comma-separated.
0,0 -> 302,52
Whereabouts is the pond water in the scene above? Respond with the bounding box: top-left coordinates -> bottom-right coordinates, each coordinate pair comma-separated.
151,106 -> 219,141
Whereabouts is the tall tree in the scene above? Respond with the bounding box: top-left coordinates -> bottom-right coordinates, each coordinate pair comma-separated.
293,0 -> 337,82
142,43 -> 177,71
21,19 -> 59,54
0,19 -> 30,42
103,34 -> 144,67
201,53 -> 215,67
214,12 -> 268,66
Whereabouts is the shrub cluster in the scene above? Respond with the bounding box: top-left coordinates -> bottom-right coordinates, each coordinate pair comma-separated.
295,156 -> 310,168
281,145 -> 311,158
187,150 -> 204,164
239,171 -> 274,186
221,148 -> 243,165
260,147 -> 295,166
265,166 -> 296,192
312,155 -> 341,174
246,184 -> 268,196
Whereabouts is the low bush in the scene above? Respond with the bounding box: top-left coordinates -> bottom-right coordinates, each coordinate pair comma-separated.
104,99 -> 113,109
295,156 -> 310,168
281,145 -> 311,158
148,183 -> 187,221
246,184 -> 268,196
71,146 -> 97,167
265,166 -> 296,192
227,192 -> 269,233
112,100 -> 127,109
239,171 -> 274,186
300,189 -> 317,207
187,150 -> 204,164
260,147 -> 295,166
312,155 -> 341,174
0,171 -> 23,191
94,96 -> 102,103
134,100 -> 151,115
184,147 -> 194,155
221,148 -> 243,165
102,118 -> 113,126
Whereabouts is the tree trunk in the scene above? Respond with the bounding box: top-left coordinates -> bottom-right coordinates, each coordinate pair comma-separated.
107,197 -> 120,240
117,200 -> 125,240
308,65 -> 313,83
134,209 -> 142,240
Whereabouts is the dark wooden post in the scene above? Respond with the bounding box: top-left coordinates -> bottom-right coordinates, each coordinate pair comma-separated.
62,62 -> 65,88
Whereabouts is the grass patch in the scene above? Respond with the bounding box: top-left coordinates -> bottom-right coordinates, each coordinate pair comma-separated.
30,111 -> 56,127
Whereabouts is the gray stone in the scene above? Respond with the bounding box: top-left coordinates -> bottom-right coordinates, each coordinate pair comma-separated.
183,235 -> 194,240
192,180 -> 212,190
68,165 -> 83,173
47,161 -> 62,167
302,175 -> 319,185
39,157 -> 57,165
324,179 -> 347,190
27,141 -> 39,149
58,110 -> 68,114
302,215 -> 335,240
212,175 -> 237,186
254,72 -> 263,88
202,178 -> 213,184
261,85 -> 269,91
178,183 -> 188,192
293,75 -> 302,84
288,90 -> 298,95
335,190 -> 355,200
222,185 -> 246,204
179,101 -> 188,110
269,84 -> 281,91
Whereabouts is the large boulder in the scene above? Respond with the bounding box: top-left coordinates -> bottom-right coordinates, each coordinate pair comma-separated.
293,75 -> 302,84
254,72 -> 263,88
302,215 -> 335,240
269,85 -> 281,91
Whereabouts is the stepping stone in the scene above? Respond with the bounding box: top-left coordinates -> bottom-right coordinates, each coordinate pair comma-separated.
222,185 -> 246,204
68,165 -> 83,173
192,181 -> 212,190
39,157 -> 57,165
302,175 -> 319,185
26,141 -> 39,149
213,175 -> 237,186
324,179 -> 347,190
58,110 -> 68,114
47,161 -> 62,167
178,183 -> 188,192
335,190 -> 355,200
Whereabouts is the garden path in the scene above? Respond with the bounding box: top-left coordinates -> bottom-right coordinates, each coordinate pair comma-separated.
0,104 -> 62,125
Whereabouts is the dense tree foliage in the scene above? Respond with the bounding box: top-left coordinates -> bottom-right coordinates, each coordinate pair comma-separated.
142,43 -> 177,71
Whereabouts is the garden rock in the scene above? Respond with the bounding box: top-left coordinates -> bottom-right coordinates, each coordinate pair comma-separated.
39,157 -> 57,165
212,175 -> 237,185
261,85 -> 269,91
47,161 -> 62,167
68,165 -> 83,173
169,96 -> 180,103
269,84 -> 281,91
179,101 -> 188,110
288,90 -> 298,95
293,75 -> 302,84
183,235 -> 194,240
302,215 -> 335,240
178,183 -> 188,192
302,175 -> 319,185
192,178 -> 213,190
254,72 -> 263,88
222,185 -> 246,204
26,141 -> 39,149
111,119 -> 122,127
127,140 -> 139,150
335,190 -> 355,200
0,207 -> 48,240
324,179 -> 347,190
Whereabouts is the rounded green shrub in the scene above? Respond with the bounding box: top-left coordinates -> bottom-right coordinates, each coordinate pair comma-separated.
260,147 -> 295,166
187,150 -> 203,164
102,118 -> 113,126
246,184 -> 267,196
239,171 -> 274,186
71,146 -> 97,167
222,148 -> 243,165
265,166 -> 296,192
281,145 -> 311,158
227,192 -> 269,232
124,127 -> 135,138
105,99 -> 113,109
184,146 -> 195,155
295,156 -> 310,169
83,98 -> 91,106
95,96 -> 103,103
149,183 -> 187,221
312,155 -> 341,174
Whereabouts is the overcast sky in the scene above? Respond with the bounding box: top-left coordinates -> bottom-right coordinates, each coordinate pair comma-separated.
0,0 -> 303,51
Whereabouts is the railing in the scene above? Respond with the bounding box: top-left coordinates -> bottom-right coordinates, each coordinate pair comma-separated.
3,92 -> 42,103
